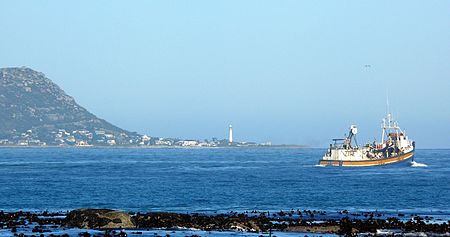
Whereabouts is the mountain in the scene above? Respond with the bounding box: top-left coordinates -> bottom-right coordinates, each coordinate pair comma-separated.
0,67 -> 140,146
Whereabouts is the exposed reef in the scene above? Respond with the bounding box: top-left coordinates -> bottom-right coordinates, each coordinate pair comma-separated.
0,209 -> 448,236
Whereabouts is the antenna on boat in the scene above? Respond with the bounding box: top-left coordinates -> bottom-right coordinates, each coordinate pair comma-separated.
381,90 -> 390,144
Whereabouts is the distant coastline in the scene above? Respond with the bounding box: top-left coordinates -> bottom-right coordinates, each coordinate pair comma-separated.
0,144 -> 309,149
1,67 -> 287,149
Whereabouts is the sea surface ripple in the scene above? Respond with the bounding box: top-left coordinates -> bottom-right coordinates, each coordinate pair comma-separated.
0,148 -> 448,215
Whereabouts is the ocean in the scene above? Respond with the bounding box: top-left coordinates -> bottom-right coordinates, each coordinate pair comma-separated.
0,147 -> 448,215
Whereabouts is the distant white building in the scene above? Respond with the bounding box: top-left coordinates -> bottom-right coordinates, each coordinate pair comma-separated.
18,140 -> 28,146
198,142 -> 211,147
178,140 -> 198,147
105,134 -> 115,139
155,139 -> 172,146
76,141 -> 92,147
28,139 -> 41,146
78,130 -> 90,135
142,135 -> 150,141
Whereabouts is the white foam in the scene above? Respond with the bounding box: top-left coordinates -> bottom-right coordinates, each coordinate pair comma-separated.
314,164 -> 326,167
411,161 -> 428,167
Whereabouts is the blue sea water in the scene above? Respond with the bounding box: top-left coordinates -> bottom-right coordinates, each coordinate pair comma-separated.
0,148 -> 448,214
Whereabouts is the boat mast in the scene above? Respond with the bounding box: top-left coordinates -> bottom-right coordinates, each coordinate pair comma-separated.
381,93 -> 392,144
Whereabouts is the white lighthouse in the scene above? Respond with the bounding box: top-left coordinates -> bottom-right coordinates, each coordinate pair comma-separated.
229,125 -> 233,145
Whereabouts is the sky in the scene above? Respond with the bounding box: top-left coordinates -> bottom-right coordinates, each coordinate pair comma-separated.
1,1 -> 449,148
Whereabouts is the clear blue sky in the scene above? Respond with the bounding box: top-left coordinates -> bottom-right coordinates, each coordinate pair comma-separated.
1,1 -> 449,148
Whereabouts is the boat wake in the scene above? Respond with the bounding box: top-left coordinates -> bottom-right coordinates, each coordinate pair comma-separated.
410,161 -> 427,167
314,164 -> 326,167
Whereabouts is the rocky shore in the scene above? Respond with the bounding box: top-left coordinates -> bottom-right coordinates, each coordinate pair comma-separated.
0,209 -> 449,236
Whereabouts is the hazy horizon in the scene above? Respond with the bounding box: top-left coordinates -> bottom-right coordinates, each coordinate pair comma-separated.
1,1 -> 449,148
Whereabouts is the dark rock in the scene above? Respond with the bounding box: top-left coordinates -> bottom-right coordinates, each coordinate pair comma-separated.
78,232 -> 91,237
66,209 -> 134,229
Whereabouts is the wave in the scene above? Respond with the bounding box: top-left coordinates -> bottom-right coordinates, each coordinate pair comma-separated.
411,161 -> 428,167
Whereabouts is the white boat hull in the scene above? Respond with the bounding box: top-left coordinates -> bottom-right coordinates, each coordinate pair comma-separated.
319,151 -> 414,167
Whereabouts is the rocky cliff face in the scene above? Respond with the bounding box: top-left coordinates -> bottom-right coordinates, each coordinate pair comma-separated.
0,67 -> 139,146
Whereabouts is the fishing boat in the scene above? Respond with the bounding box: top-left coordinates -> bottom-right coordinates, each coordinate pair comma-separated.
319,112 -> 415,167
